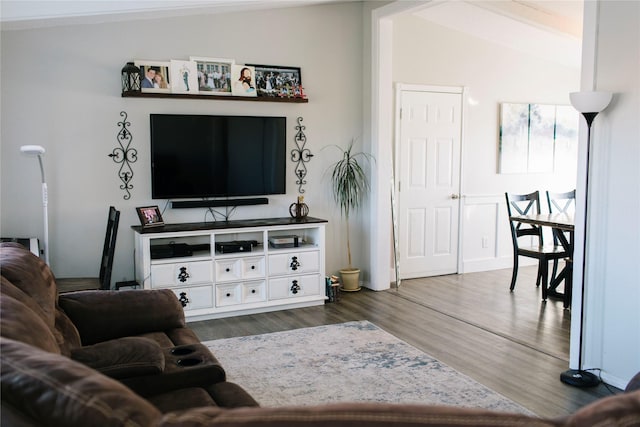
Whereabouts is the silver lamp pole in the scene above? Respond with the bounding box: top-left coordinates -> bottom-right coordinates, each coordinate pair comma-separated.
20,145 -> 49,265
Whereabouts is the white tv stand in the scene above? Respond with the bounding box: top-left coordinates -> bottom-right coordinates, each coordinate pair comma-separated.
132,217 -> 327,321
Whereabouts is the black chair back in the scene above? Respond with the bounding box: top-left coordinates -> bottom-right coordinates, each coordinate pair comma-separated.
546,190 -> 576,214
98,206 -> 120,290
505,191 -> 543,245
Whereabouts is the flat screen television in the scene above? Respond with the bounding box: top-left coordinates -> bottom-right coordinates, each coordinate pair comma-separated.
150,114 -> 286,199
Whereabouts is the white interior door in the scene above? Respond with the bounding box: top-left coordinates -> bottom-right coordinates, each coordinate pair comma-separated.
396,87 -> 462,279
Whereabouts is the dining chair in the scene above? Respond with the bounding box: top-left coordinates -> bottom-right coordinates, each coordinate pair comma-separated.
57,206 -> 120,292
505,192 -> 569,300
546,190 -> 576,282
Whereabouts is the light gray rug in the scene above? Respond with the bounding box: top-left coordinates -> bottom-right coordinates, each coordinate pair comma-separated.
204,320 -> 533,414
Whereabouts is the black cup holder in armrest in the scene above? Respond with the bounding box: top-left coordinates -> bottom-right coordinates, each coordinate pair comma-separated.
176,357 -> 202,367
171,347 -> 196,356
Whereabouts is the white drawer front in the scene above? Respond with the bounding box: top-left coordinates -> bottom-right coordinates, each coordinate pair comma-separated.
151,261 -> 213,288
171,285 -> 213,311
268,251 -> 319,276
241,257 -> 265,279
269,274 -> 321,300
216,283 -> 242,307
243,280 -> 266,303
215,259 -> 241,282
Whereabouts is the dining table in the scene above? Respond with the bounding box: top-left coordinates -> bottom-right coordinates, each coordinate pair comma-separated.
509,213 -> 574,308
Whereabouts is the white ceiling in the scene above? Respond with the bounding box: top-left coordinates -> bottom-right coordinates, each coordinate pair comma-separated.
412,0 -> 583,68
0,0 -> 342,28
1,0 -> 583,68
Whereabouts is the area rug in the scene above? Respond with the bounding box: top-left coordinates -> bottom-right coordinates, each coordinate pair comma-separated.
204,320 -> 533,414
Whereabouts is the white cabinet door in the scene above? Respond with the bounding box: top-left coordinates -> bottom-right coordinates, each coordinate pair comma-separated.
172,285 -> 213,311
268,251 -> 319,276
151,261 -> 213,288
269,274 -> 320,300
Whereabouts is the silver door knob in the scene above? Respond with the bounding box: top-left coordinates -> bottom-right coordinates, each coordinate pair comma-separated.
450,194 -> 460,199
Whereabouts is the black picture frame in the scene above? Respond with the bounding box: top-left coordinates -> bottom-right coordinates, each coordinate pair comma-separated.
136,206 -> 164,227
247,64 -> 302,98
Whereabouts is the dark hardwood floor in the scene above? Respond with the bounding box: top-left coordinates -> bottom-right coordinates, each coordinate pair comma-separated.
188,265 -> 619,418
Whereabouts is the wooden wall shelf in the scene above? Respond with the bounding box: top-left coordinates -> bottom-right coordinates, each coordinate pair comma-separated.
122,92 -> 308,103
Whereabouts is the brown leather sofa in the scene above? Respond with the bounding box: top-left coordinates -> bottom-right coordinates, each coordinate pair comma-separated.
2,242 -> 639,427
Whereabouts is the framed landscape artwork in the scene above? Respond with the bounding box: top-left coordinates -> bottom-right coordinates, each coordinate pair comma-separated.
498,103 -> 579,174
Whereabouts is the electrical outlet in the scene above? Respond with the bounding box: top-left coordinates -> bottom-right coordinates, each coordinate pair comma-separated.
482,237 -> 489,248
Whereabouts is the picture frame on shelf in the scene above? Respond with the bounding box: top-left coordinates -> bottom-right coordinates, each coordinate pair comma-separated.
230,64 -> 258,97
136,206 -> 164,228
135,60 -> 171,93
190,56 -> 234,95
248,64 -> 302,98
169,60 -> 199,94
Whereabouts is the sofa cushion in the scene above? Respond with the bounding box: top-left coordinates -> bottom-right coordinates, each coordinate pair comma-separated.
564,389 -> 640,426
59,289 -> 186,345
1,262 -> 81,356
158,403 -> 556,427
147,388 -> 218,413
71,337 -> 165,379
0,293 -> 60,354
0,243 -> 58,328
1,337 -> 162,427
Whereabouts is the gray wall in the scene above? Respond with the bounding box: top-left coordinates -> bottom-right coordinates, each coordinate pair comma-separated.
1,3 -> 365,284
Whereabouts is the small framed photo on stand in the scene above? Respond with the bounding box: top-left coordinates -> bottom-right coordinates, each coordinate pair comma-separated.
136,206 -> 164,228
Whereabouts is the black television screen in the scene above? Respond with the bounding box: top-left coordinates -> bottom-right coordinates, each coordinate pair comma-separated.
150,114 -> 286,199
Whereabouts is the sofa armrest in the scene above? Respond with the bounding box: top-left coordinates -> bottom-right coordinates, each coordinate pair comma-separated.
71,337 -> 165,379
59,289 -> 185,345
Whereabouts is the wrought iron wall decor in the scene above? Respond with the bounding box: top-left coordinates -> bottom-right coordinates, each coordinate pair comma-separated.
109,111 -> 138,200
291,116 -> 313,193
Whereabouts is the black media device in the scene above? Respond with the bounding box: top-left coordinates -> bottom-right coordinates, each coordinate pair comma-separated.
215,240 -> 258,254
150,243 -> 193,259
150,114 -> 286,200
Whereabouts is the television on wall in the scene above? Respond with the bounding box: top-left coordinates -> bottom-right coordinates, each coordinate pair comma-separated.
150,114 -> 286,199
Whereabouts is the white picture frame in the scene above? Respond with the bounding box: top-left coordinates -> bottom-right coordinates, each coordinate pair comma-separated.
230,64 -> 257,97
134,60 -> 171,93
190,56 -> 235,96
170,60 -> 199,94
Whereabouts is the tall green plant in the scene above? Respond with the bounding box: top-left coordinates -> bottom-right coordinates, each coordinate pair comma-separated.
328,139 -> 373,270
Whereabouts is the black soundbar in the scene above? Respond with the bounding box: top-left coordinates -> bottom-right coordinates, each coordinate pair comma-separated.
172,198 -> 269,209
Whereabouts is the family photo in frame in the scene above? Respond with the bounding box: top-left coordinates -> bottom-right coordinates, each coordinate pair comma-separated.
136,206 -> 164,228
191,56 -> 234,95
135,60 -> 171,93
249,64 -> 302,97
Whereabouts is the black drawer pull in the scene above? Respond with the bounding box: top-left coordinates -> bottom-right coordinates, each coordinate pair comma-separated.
178,292 -> 189,307
177,267 -> 190,283
290,280 -> 301,294
290,256 -> 300,271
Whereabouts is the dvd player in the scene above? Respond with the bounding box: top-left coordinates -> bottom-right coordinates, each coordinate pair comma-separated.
215,240 -> 258,254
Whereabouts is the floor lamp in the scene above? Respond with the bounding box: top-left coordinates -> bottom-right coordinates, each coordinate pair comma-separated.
20,145 -> 49,265
561,91 -> 612,388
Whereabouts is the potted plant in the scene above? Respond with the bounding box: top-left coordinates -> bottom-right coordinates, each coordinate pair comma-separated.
328,139 -> 373,291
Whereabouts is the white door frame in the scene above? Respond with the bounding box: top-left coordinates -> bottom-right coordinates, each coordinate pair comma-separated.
393,83 -> 466,279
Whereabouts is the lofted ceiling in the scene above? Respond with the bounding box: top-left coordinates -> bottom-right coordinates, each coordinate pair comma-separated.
1,0 -> 583,68
412,0 -> 583,68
